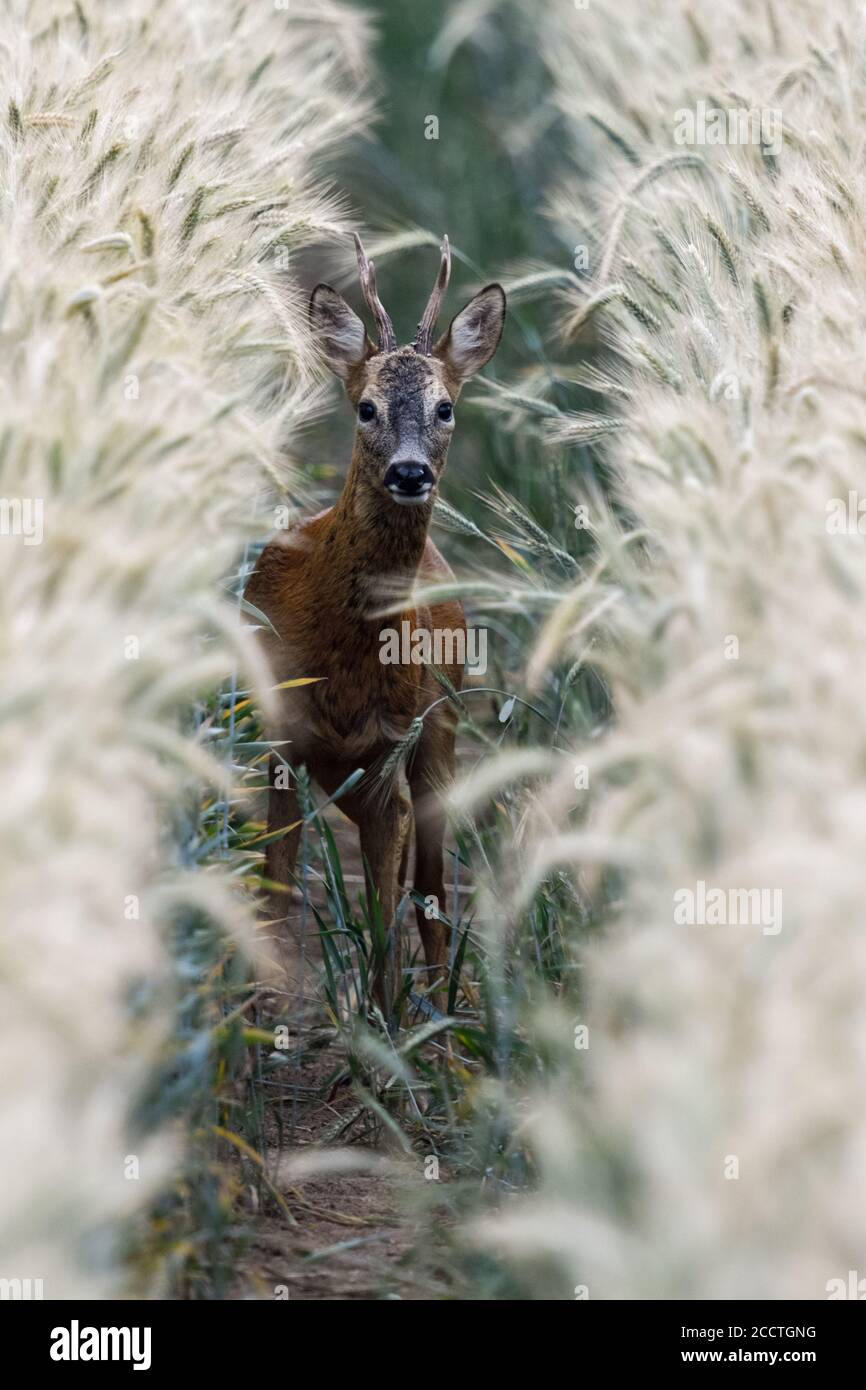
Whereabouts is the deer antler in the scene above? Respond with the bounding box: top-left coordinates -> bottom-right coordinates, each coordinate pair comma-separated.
353,233 -> 396,352
413,235 -> 451,356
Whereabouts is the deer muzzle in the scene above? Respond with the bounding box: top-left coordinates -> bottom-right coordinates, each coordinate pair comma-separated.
384,460 -> 435,504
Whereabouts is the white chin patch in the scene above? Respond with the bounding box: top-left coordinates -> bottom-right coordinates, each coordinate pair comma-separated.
387,486 -> 433,506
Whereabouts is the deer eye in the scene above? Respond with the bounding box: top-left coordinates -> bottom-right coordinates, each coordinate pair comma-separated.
358,401 -> 377,423
437,401 -> 453,422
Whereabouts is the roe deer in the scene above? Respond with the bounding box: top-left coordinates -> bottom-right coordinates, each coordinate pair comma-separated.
245,234 -> 506,1021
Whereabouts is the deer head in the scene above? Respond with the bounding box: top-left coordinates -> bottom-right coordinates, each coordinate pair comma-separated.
309,235 -> 506,507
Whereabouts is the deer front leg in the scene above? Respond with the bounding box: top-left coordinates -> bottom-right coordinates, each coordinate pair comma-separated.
409,718 -> 456,1014
261,752 -> 302,926
358,791 -> 411,1025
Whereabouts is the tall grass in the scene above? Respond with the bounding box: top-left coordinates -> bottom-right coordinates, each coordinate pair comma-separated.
9,0 -> 860,1303
434,0 -> 866,1298
0,0 -> 370,1297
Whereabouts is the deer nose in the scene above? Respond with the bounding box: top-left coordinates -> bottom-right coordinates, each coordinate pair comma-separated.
384,461 -> 435,498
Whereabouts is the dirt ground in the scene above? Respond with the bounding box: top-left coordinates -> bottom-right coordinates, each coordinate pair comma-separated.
229,800 -> 472,1301
229,1045 -> 432,1300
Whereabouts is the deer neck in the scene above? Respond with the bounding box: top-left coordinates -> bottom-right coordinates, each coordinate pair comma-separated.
324,452 -> 433,616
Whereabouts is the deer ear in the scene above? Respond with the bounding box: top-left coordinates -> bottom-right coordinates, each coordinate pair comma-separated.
433,284 -> 506,384
309,284 -> 375,381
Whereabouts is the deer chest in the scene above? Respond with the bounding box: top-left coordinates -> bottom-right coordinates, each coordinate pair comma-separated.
292,619 -> 426,759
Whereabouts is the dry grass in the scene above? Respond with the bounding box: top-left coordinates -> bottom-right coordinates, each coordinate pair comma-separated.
0,0 -> 370,1297
441,0 -> 866,1298
7,0 -> 865,1303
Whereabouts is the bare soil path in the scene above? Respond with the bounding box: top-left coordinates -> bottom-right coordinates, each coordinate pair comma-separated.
229,800 -> 472,1300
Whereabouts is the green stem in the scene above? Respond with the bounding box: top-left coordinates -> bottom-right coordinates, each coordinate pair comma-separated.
419,685 -> 568,744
